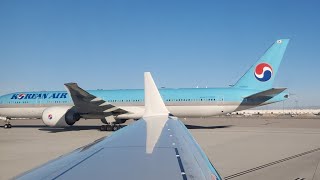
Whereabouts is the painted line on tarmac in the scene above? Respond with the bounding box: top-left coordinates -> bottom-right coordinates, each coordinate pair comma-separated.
224,147 -> 320,180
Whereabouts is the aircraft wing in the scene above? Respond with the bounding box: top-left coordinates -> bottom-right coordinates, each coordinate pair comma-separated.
64,83 -> 129,119
17,73 -> 222,180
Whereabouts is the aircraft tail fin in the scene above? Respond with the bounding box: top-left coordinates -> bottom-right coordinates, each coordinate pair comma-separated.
233,39 -> 290,90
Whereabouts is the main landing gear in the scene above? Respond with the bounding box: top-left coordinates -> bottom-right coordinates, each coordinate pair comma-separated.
3,118 -> 12,129
100,124 -> 122,131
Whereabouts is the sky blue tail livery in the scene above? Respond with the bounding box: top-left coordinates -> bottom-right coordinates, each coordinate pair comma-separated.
234,39 -> 290,90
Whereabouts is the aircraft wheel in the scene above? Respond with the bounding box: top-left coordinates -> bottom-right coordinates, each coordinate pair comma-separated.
106,125 -> 112,131
100,125 -> 107,131
112,125 -> 119,131
4,124 -> 11,129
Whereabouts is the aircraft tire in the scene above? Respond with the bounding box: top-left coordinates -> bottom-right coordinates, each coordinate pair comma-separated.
100,125 -> 107,131
4,124 -> 11,129
106,125 -> 112,131
112,125 -> 119,131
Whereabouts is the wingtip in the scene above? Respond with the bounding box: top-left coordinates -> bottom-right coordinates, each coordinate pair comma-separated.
64,82 -> 77,86
144,72 -> 151,79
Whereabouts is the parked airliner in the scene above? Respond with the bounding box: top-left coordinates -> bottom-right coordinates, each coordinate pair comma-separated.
0,39 -> 290,130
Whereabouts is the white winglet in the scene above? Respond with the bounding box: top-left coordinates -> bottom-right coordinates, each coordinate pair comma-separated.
143,72 -> 169,117
143,72 -> 169,154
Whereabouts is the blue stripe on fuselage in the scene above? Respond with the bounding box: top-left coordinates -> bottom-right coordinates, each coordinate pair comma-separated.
0,88 -> 287,105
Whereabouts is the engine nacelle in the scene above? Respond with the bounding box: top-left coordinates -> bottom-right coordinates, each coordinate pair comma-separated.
42,106 -> 80,127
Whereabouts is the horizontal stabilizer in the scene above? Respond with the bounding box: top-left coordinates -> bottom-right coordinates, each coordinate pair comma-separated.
245,88 -> 287,99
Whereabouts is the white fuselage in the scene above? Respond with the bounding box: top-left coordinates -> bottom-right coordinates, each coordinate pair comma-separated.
0,103 -> 243,120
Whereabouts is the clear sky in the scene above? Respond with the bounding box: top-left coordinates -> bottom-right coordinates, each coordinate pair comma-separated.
0,0 -> 319,108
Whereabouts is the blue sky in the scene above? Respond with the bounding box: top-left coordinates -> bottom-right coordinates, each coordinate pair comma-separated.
0,0 -> 319,107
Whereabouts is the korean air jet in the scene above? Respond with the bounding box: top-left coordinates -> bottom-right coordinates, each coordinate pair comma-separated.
0,39 -> 290,130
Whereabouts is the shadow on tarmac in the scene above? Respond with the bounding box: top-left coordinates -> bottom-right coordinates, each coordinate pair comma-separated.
38,125 -> 128,133
1,125 -> 46,128
1,124 -> 232,132
185,124 -> 233,129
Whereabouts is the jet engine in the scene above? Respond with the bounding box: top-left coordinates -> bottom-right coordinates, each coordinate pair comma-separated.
42,106 -> 80,127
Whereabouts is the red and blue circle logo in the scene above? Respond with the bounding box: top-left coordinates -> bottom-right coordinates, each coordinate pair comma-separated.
17,94 -> 26,99
254,63 -> 273,82
48,114 -> 53,120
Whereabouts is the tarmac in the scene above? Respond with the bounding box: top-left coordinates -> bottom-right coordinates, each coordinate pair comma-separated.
1,116 -> 320,180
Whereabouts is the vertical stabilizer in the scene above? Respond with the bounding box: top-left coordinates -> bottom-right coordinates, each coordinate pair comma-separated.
233,39 -> 290,90
143,72 -> 169,117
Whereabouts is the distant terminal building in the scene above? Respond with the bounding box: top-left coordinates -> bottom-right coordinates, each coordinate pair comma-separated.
232,109 -> 320,116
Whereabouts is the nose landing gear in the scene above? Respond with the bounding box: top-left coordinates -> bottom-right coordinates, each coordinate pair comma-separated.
4,123 -> 12,129
3,118 -> 12,129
